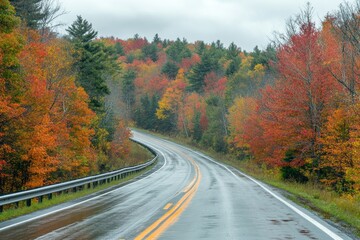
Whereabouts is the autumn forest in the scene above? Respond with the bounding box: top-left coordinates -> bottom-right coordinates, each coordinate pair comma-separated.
1,0 -> 360,201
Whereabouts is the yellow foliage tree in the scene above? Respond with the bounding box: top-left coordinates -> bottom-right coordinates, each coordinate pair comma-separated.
227,97 -> 256,158
320,105 -> 360,193
156,68 -> 189,135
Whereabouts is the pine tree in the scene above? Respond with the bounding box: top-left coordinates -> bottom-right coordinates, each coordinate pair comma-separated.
152,33 -> 161,44
10,0 -> 43,29
66,16 -> 97,44
66,16 -> 116,114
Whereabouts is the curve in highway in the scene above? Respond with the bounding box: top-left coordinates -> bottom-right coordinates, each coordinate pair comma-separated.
0,130 -> 354,239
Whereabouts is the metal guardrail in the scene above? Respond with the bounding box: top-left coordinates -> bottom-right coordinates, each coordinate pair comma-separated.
0,139 -> 158,212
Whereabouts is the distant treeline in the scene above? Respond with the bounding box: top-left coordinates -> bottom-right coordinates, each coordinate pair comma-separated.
101,2 -> 360,194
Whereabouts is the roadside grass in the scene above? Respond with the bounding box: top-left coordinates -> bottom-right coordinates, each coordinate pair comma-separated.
137,129 -> 360,237
0,141 -> 155,223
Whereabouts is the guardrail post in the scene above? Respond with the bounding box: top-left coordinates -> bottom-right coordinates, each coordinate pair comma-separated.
26,199 -> 31,207
0,205 -> 3,213
73,187 -> 77,193
38,196 -> 43,203
48,193 -> 52,200
88,183 -> 91,189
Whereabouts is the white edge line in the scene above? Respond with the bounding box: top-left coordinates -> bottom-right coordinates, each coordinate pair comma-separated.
101,135 -> 345,240
193,151 -> 344,240
0,142 -> 167,232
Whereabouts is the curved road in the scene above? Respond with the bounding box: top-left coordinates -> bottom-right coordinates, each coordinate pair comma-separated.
0,131 -> 354,239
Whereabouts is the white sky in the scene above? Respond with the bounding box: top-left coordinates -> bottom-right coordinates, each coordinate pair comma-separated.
56,0 -> 346,51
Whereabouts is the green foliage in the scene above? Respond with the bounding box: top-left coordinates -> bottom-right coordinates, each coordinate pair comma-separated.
161,61 -> 179,79
142,43 -> 158,62
225,57 -> 240,77
201,96 -> 227,152
67,16 -> 118,114
0,0 -> 20,33
227,42 -> 240,59
0,0 -> 23,86
192,112 -> 202,142
79,41 -> 114,112
162,39 -> 170,48
121,68 -> 136,118
114,42 -> 125,56
134,94 -> 164,131
165,38 -> 191,63
67,16 -> 97,44
188,53 -> 212,92
188,45 -> 225,92
126,53 -> 135,63
280,149 -> 309,183
152,33 -> 161,44
250,44 -> 277,71
10,0 -> 43,29
195,41 -> 206,55
66,16 -> 121,171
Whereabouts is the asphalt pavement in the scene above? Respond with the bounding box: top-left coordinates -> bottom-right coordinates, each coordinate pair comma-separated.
0,130 -> 354,239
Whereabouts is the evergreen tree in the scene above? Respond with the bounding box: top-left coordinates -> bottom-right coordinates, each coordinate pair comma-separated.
227,42 -> 240,59
152,33 -> 161,44
215,40 -> 224,49
250,44 -> 277,71
201,96 -> 228,152
66,16 -> 97,44
195,41 -> 206,55
188,51 -> 214,92
192,112 -> 203,142
10,0 -> 43,29
114,41 -> 125,56
225,57 -> 240,77
66,16 -> 117,114
166,38 -> 191,62
161,61 -> 179,80
135,94 -> 160,130
121,69 -> 136,119
142,43 -> 158,62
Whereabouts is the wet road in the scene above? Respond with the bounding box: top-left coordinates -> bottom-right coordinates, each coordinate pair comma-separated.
0,131 -> 354,239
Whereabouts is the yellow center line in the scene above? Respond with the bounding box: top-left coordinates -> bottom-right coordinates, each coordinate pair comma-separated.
182,174 -> 196,193
163,203 -> 173,210
134,154 -> 201,240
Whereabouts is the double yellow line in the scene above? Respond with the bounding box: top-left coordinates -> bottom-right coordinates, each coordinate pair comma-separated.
134,155 -> 201,240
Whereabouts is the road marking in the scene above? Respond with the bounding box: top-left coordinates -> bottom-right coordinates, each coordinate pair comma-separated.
140,136 -> 346,240
0,144 -> 167,232
135,155 -> 201,240
163,203 -> 173,210
193,151 -> 344,240
182,174 -> 196,193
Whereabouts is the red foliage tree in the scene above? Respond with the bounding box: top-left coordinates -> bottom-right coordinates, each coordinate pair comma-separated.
245,13 -> 339,168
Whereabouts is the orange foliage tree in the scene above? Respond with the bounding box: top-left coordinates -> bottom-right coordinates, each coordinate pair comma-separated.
319,106 -> 360,192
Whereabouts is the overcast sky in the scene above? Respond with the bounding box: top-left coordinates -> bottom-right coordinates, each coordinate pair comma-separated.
56,0 -> 346,51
